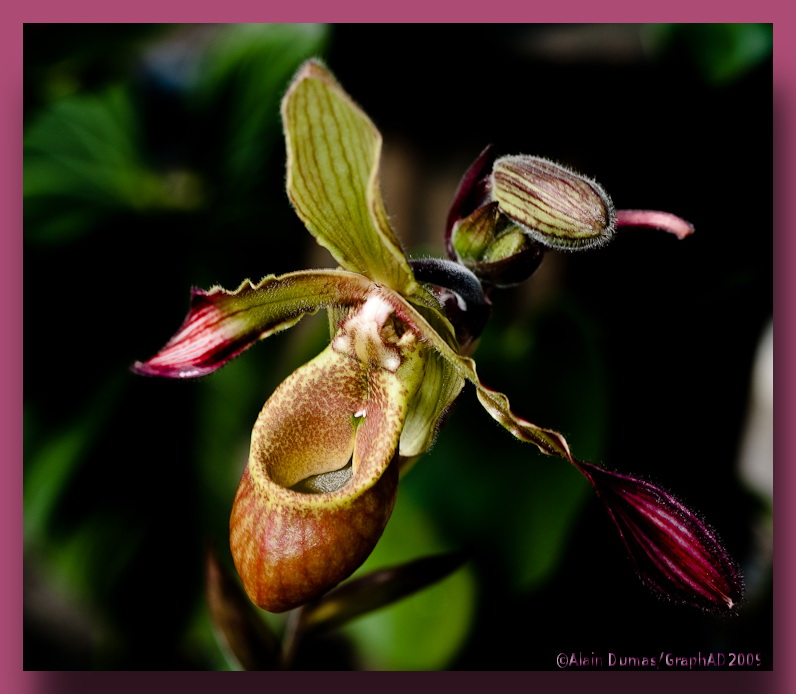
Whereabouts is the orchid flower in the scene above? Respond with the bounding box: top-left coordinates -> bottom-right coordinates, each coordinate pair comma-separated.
133,60 -> 741,615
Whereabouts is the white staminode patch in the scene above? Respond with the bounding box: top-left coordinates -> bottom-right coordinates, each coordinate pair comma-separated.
332,333 -> 351,353
382,354 -> 400,371
333,293 -> 403,372
355,293 -> 394,326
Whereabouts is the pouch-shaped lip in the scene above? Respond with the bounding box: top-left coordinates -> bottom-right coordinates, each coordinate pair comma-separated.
230,335 -> 418,612
230,459 -> 399,613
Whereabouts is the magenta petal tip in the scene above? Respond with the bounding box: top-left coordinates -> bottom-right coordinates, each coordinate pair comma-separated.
576,461 -> 743,613
615,209 -> 695,240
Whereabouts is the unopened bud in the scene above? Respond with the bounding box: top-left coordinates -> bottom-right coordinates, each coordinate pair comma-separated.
491,155 -> 616,250
450,201 -> 544,287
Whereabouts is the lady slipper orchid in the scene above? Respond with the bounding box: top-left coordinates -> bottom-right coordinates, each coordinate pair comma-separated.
134,59 -> 741,616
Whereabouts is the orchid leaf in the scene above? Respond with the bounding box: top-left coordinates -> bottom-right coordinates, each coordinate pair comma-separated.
132,269 -> 374,378
340,492 -> 475,670
281,60 -> 417,295
205,545 -> 281,670
296,551 -> 468,637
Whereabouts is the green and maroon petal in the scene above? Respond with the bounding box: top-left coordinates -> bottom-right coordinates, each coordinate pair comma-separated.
132,269 -> 374,378
576,461 -> 743,612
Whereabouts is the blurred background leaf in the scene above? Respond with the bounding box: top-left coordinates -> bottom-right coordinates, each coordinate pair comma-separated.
644,23 -> 773,85
24,23 -> 331,669
24,85 -> 159,244
24,23 -> 772,670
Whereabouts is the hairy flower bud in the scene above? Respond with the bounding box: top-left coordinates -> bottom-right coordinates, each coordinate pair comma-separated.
445,147 -> 545,287
491,155 -> 616,250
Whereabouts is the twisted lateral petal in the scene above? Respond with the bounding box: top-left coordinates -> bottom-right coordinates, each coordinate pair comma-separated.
577,461 -> 743,612
230,339 -> 421,612
132,270 -> 374,378
282,60 -> 417,296
378,287 -> 572,460
379,287 -> 741,613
